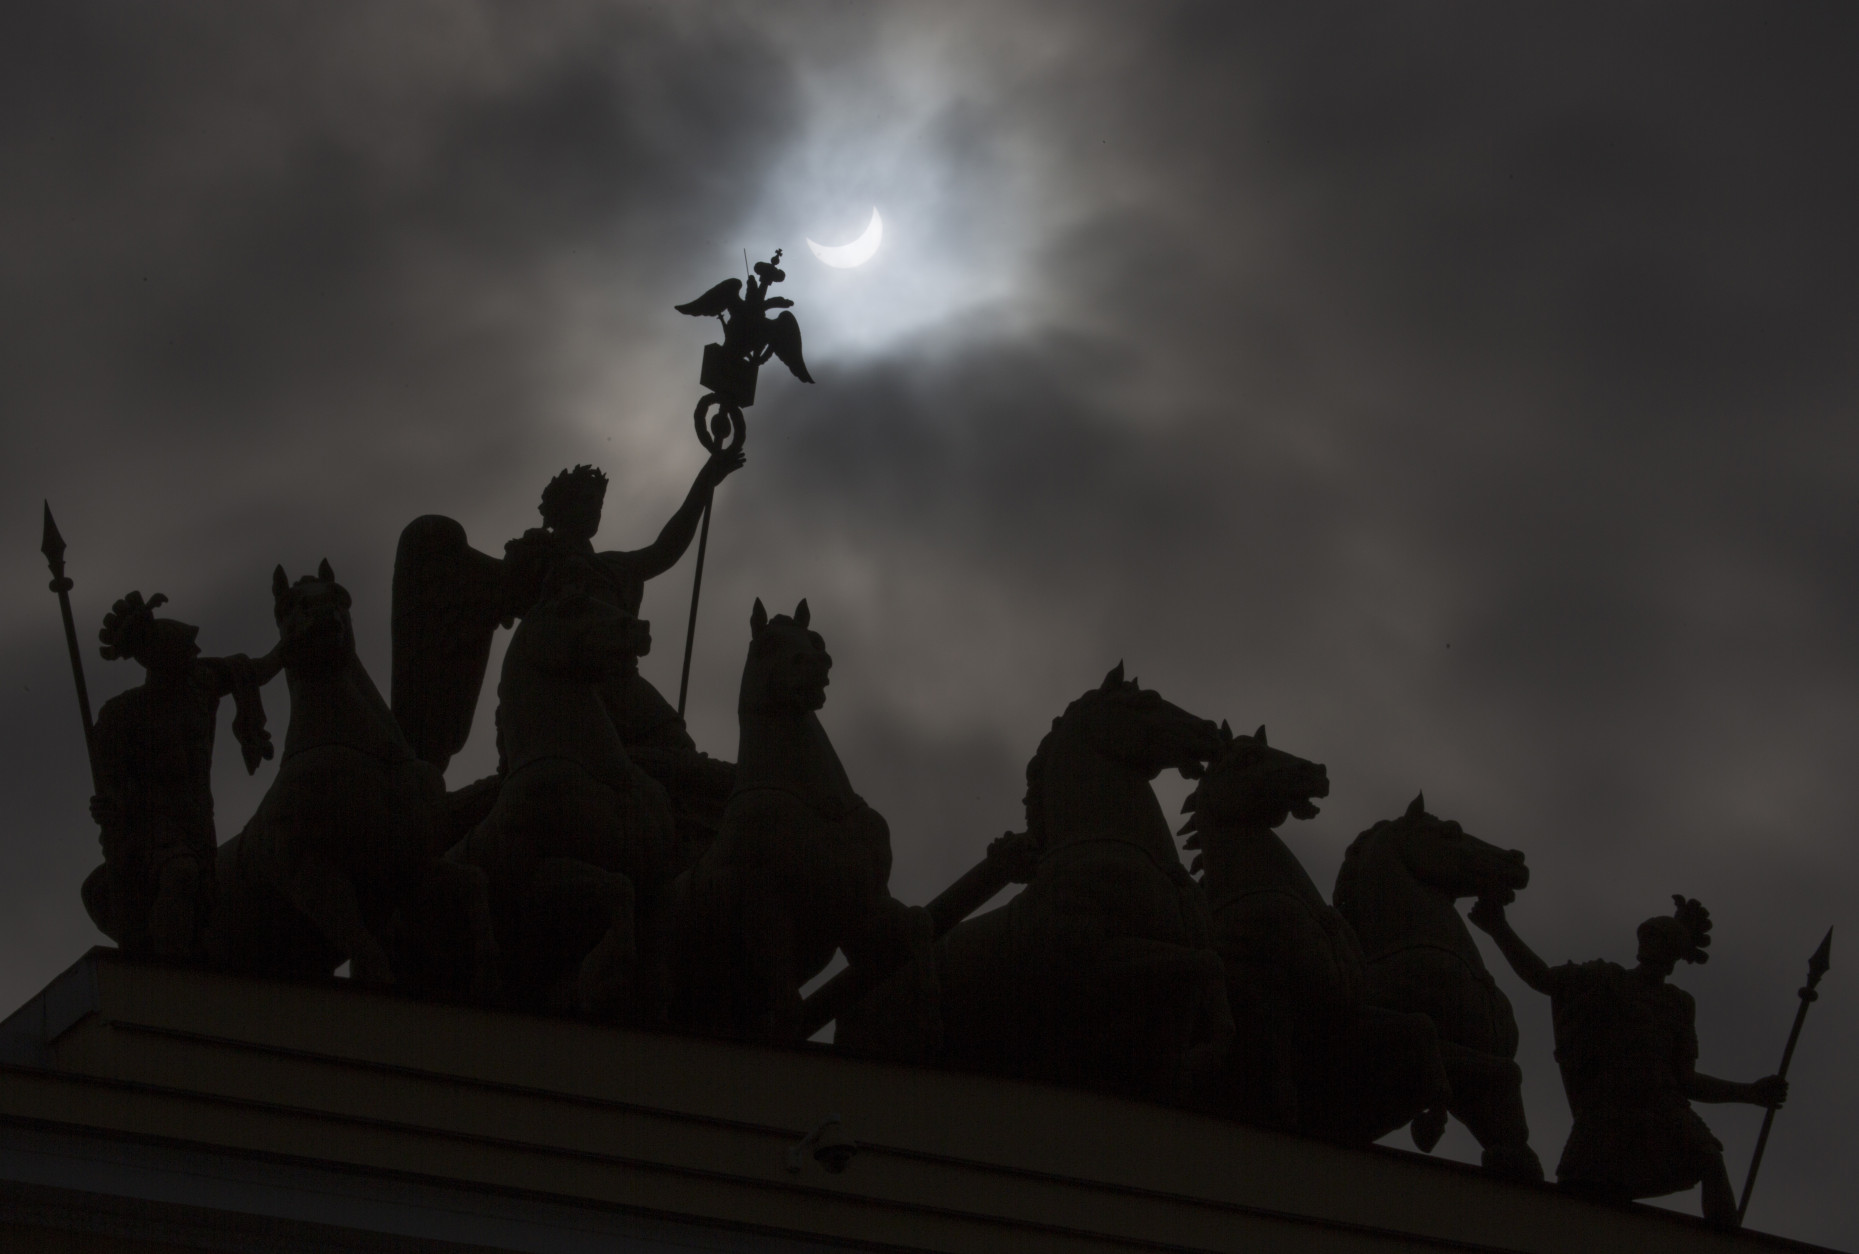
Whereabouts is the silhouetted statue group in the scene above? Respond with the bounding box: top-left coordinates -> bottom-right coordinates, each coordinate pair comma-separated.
72,447 -> 1788,1229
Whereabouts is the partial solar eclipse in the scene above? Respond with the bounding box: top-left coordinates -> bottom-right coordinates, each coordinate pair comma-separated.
806,208 -> 883,268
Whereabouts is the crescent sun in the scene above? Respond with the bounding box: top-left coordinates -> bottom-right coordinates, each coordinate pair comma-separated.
806,208 -> 883,268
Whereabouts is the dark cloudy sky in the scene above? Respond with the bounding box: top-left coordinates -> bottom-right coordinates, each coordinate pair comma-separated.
4,4 -> 1856,1243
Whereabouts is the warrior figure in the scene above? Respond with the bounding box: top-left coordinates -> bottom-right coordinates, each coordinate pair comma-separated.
83,591 -> 279,959
1471,893 -> 1787,1228
392,448 -> 743,849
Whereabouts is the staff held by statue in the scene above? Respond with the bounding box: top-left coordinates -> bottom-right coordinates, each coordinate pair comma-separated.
1738,926 -> 1833,1225
672,249 -> 812,716
39,502 -> 99,792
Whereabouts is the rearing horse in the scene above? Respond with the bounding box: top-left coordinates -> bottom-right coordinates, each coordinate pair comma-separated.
1334,795 -> 1541,1180
663,599 -> 920,1042
208,561 -> 496,991
1181,725 -> 1446,1142
449,581 -> 676,1016
866,665 -> 1230,1104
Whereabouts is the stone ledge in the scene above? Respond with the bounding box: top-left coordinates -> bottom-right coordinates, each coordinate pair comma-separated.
0,951 -> 1838,1254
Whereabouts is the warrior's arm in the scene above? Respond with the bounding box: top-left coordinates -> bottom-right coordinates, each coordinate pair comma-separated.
195,646 -> 283,699
619,448 -> 746,581
1684,1068 -> 1788,1107
1467,898 -> 1556,994
197,650 -> 282,774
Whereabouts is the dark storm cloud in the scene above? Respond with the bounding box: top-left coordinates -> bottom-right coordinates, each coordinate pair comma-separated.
3,3 -> 1856,1243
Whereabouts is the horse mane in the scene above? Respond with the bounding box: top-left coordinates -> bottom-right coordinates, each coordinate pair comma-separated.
1023,680 -> 1140,848
1333,817 -> 1400,917
1022,716 -> 1062,849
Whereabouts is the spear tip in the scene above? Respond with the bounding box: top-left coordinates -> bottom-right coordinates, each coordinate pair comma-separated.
39,501 -> 65,564
1808,926 -> 1833,987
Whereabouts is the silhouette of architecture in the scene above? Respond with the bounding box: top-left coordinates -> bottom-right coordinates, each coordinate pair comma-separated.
12,263 -> 1839,1252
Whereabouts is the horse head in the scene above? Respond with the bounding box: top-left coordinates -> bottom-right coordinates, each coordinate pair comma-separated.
1341,794 -> 1528,910
1061,662 -> 1221,782
1334,794 -> 1534,1094
1180,722 -> 1329,840
741,598 -> 830,717
1021,664 -> 1219,861
272,559 -> 355,674
513,580 -> 650,685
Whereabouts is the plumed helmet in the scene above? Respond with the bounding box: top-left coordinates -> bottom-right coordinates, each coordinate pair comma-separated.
98,591 -> 169,662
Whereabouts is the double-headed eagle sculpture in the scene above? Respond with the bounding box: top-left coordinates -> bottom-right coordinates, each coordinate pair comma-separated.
675,250 -> 812,407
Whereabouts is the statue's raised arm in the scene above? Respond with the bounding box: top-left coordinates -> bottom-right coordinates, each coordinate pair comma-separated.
610,448 -> 745,584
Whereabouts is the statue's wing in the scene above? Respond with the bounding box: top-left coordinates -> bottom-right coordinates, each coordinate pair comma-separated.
765,310 -> 813,384
674,278 -> 741,319
391,515 -> 505,771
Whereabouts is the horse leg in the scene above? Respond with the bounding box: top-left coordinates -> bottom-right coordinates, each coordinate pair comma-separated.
1439,1041 -> 1543,1181
278,846 -> 393,986
741,897 -> 802,1042
1298,1007 -> 1449,1146
837,905 -> 942,1065
573,868 -> 637,1017
421,859 -> 501,1002
1095,937 -> 1234,1102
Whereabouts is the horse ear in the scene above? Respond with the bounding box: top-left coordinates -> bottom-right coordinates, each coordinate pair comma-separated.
794,598 -> 810,628
272,565 -> 289,598
750,598 -> 768,637
1255,724 -> 1268,744
318,558 -> 335,583
1101,661 -> 1125,691
1406,792 -> 1427,818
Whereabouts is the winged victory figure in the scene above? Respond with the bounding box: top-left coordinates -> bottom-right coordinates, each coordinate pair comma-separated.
391,451 -> 743,842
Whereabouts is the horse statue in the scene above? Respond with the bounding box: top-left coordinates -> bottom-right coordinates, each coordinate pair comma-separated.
847,664 -> 1230,1104
207,561 -> 497,994
661,598 -> 923,1042
447,579 -> 677,1017
1333,795 -> 1542,1180
1180,725 -> 1447,1142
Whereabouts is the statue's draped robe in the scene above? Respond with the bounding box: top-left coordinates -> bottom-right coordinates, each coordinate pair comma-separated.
88,656 -> 268,952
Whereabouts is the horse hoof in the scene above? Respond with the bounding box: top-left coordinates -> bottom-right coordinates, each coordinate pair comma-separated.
1411,1105 -> 1447,1153
1480,1145 -> 1544,1182
350,952 -> 396,988
576,934 -> 635,1015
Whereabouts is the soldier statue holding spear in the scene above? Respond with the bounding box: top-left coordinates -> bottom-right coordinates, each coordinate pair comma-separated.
42,504 -> 281,961
1470,892 -> 1788,1228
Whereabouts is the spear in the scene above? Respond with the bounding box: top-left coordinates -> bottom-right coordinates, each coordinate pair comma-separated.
1738,926 -> 1833,1225
799,831 -> 1038,1038
40,502 -> 99,791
